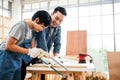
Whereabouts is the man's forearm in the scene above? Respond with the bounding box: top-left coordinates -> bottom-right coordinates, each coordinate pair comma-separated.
53,52 -> 59,57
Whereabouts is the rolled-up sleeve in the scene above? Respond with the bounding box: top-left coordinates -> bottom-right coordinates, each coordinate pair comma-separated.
53,27 -> 61,53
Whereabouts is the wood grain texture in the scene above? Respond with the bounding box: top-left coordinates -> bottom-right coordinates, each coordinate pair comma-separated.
107,52 -> 120,80
66,30 -> 87,55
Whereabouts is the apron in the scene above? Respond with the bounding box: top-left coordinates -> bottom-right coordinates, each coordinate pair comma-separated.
0,24 -> 32,80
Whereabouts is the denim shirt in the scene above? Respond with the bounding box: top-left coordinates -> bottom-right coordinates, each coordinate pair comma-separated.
35,26 -> 61,53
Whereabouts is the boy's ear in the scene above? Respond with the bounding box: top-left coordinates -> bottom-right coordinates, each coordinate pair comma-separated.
35,18 -> 40,23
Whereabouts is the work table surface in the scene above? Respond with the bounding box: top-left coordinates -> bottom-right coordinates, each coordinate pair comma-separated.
26,58 -> 96,80
27,58 -> 96,72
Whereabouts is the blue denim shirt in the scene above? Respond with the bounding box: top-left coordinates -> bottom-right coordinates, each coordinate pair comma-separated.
35,26 -> 61,54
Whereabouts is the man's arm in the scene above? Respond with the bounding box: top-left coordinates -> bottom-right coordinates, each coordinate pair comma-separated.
53,26 -> 61,56
53,52 -> 59,56
34,31 -> 48,51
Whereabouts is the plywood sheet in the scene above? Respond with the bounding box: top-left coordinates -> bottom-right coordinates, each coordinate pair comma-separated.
107,52 -> 120,80
66,30 -> 87,55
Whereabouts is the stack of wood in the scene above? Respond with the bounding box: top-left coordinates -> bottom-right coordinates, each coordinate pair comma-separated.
86,72 -> 108,80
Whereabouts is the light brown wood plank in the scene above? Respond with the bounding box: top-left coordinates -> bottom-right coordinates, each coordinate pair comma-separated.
107,52 -> 120,80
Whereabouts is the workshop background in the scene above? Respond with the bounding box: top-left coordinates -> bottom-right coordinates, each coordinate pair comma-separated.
0,0 -> 120,80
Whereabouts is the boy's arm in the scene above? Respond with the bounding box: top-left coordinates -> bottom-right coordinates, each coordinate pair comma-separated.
30,38 -> 36,48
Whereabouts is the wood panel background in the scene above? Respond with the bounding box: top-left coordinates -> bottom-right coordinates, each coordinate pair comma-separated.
0,16 -> 11,42
107,52 -> 120,80
66,30 -> 87,56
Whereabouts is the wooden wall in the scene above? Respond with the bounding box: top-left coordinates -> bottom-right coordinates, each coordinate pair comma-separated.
0,16 -> 11,42
66,30 -> 87,56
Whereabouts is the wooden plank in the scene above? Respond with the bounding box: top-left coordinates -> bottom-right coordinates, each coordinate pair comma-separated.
30,63 -> 87,68
66,30 -> 87,55
107,52 -> 120,80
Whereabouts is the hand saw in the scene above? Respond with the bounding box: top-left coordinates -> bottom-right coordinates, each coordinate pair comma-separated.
39,56 -> 69,80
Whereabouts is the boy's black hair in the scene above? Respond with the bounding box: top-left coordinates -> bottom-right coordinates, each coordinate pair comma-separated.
32,10 -> 51,26
53,6 -> 67,16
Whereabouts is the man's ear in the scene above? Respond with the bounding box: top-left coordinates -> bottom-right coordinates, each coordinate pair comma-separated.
51,12 -> 54,15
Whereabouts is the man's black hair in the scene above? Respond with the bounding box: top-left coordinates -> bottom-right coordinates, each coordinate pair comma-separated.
32,10 -> 51,26
53,6 -> 67,16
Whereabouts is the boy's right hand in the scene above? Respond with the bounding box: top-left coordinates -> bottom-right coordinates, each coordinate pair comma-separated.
28,48 -> 41,58
37,48 -> 49,58
28,48 -> 49,58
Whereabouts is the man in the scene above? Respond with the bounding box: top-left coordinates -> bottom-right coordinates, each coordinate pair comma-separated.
35,6 -> 67,80
35,6 -> 67,56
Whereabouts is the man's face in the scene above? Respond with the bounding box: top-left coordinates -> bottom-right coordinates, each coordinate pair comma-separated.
51,11 -> 65,28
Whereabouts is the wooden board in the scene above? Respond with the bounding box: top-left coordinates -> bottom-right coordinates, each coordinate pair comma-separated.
107,52 -> 120,80
30,63 -> 87,68
66,30 -> 87,55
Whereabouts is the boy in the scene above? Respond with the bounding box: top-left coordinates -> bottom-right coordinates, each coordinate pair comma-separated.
0,10 -> 51,80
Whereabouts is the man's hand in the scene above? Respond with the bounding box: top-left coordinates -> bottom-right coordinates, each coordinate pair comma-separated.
53,53 -> 59,57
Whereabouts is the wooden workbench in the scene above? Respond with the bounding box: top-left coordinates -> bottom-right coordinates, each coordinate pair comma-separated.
26,58 -> 95,80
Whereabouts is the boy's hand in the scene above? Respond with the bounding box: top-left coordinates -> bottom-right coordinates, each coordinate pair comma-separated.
37,48 -> 49,58
28,48 -> 41,58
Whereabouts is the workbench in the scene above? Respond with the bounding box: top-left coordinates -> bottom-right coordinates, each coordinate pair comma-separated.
26,58 -> 96,80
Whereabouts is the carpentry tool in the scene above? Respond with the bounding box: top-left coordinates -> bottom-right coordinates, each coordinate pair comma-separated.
38,53 -> 69,80
79,53 -> 93,64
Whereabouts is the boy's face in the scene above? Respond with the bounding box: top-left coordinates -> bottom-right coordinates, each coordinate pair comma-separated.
34,22 -> 45,32
33,18 -> 46,32
51,11 -> 65,28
